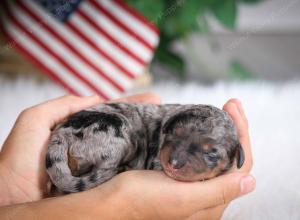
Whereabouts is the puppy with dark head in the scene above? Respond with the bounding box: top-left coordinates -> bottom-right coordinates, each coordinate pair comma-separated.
159,105 -> 244,181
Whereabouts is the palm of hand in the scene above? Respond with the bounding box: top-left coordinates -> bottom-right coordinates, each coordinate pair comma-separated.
0,113 -> 52,201
0,95 -> 104,202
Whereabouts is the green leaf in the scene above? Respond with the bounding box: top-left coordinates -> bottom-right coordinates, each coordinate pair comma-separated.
178,0 -> 206,29
125,0 -> 263,78
228,60 -> 254,80
160,16 -> 183,39
210,0 -> 237,29
125,0 -> 165,25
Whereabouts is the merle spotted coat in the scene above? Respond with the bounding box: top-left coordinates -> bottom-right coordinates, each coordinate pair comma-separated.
46,103 -> 244,193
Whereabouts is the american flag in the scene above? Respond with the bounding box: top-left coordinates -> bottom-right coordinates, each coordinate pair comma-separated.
1,0 -> 159,99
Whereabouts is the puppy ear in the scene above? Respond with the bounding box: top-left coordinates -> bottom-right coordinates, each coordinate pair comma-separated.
236,143 -> 245,169
162,114 -> 180,134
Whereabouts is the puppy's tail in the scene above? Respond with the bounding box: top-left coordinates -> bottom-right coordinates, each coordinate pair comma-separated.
46,138 -> 117,193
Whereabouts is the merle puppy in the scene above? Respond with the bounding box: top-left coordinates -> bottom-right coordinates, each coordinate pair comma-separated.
46,103 -> 244,193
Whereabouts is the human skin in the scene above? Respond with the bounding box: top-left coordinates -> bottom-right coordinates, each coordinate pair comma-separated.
0,93 -> 254,219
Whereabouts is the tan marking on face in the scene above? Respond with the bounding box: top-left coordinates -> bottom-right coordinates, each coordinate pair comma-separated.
218,160 -> 227,170
68,149 -> 78,174
160,144 -> 172,167
202,143 -> 211,151
175,126 -> 184,136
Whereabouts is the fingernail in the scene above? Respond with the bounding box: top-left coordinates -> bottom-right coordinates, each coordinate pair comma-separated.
240,175 -> 255,195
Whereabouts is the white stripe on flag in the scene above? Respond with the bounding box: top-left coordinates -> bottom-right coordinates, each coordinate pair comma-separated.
82,2 -> 152,61
3,15 -> 94,96
23,0 -> 135,86
70,14 -> 144,75
99,0 -> 159,46
9,1 -> 120,99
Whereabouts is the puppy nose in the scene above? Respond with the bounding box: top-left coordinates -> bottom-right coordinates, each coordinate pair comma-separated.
168,158 -> 185,169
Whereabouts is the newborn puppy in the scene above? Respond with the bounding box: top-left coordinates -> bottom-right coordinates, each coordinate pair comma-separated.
46,103 -> 244,193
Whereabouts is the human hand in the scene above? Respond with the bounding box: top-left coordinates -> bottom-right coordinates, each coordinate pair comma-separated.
0,93 -> 160,206
95,98 -> 254,220
0,97 -> 254,220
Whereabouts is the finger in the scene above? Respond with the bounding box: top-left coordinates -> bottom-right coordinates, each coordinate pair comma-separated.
111,92 -> 161,104
234,99 -> 248,126
175,173 -> 255,212
223,99 -> 252,172
24,95 -> 103,128
224,99 -> 248,129
185,204 -> 227,220
223,99 -> 248,139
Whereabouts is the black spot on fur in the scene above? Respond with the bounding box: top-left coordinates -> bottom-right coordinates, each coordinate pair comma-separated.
114,127 -> 123,138
187,143 -> 198,155
105,103 -> 124,112
45,154 -> 53,169
101,154 -> 109,160
63,111 -> 124,138
75,179 -> 85,192
145,120 -> 161,167
51,139 -> 62,145
46,154 -> 62,169
89,173 -> 98,183
74,131 -> 84,139
149,161 -> 155,169
138,130 -> 146,139
93,123 -> 108,133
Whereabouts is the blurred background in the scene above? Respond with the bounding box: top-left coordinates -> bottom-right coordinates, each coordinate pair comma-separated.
1,0 -> 300,219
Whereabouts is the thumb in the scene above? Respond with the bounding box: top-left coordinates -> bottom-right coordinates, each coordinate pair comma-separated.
28,95 -> 103,128
178,173 -> 256,211
199,173 -> 255,208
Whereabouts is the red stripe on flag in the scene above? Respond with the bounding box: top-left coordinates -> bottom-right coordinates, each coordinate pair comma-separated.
4,4 -> 110,100
77,8 -> 146,65
88,0 -> 154,51
114,0 -> 160,35
3,30 -> 79,95
66,22 -> 135,79
16,0 -> 125,93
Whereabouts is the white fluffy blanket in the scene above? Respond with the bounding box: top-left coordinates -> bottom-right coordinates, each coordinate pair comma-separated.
1,76 -> 300,219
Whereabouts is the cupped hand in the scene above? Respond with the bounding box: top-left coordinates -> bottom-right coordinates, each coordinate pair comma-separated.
0,93 -> 160,205
94,98 -> 255,220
